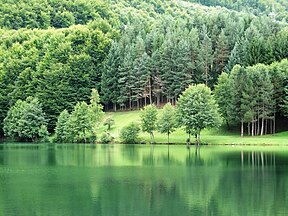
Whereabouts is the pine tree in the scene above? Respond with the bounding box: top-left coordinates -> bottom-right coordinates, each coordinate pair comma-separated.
213,30 -> 229,78
101,42 -> 121,111
197,34 -> 213,86
225,42 -> 241,72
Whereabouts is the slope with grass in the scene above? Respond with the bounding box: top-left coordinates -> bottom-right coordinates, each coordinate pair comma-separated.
99,110 -> 288,145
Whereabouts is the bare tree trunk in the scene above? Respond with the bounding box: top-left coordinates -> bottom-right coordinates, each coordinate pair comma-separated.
187,131 -> 191,146
241,120 -> 244,137
129,98 -> 132,110
248,122 -> 250,136
254,119 -> 257,136
260,118 -> 264,136
251,118 -> 254,136
270,119 -> 273,134
257,115 -> 260,135
196,132 -> 201,146
167,132 -> 170,145
151,132 -> 155,144
265,119 -> 268,135
273,113 -> 276,134
149,78 -> 152,105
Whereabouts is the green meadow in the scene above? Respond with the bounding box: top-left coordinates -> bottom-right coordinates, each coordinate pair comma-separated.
98,110 -> 288,145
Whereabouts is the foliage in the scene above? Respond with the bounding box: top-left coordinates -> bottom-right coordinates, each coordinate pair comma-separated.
214,60 -> 288,137
140,104 -> 158,143
54,110 -> 70,143
157,103 -> 177,144
0,0 -> 288,139
3,97 -> 48,142
103,117 -> 115,131
120,122 -> 140,144
54,89 -> 104,143
100,132 -> 113,144
213,72 -> 234,128
177,84 -> 221,145
0,0 -> 118,29
90,88 -> 105,127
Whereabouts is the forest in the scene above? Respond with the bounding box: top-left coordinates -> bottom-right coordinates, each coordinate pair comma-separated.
0,0 -> 288,142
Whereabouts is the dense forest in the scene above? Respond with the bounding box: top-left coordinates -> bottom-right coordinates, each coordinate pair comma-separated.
0,0 -> 288,139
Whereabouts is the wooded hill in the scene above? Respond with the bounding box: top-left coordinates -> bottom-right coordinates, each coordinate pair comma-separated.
0,0 -> 288,135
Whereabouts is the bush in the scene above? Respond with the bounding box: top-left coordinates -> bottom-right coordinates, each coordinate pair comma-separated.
100,132 -> 113,144
120,122 -> 140,144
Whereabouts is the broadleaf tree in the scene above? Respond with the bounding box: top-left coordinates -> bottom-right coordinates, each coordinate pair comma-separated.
157,103 -> 177,144
140,104 -> 158,143
177,84 -> 221,145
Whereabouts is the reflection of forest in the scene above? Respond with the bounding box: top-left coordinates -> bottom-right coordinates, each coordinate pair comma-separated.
241,151 -> 276,167
0,144 -> 287,215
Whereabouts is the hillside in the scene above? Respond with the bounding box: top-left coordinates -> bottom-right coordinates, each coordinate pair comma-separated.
99,111 -> 288,145
0,0 -> 288,140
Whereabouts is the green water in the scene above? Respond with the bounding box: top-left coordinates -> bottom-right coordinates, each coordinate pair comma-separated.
0,144 -> 287,216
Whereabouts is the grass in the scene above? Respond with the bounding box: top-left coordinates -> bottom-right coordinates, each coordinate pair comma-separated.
98,110 -> 288,145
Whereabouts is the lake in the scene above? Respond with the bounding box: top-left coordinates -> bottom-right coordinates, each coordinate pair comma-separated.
0,144 -> 287,216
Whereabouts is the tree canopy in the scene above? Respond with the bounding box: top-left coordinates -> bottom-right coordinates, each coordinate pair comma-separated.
3,97 -> 48,142
177,84 -> 221,145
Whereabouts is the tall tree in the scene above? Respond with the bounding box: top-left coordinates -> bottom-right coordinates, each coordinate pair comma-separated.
197,34 -> 213,87
101,42 -> 121,111
213,30 -> 229,78
213,72 -> 234,129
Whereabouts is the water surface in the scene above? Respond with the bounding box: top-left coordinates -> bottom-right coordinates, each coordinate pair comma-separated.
0,144 -> 287,216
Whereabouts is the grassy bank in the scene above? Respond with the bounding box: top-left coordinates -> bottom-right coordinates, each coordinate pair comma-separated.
98,110 -> 288,145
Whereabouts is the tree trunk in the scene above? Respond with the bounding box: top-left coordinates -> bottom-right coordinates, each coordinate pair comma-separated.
83,130 -> 86,143
265,119 -> 268,135
167,132 -> 170,145
257,116 -> 260,135
187,131 -> 191,146
113,103 -> 117,112
196,132 -> 201,146
151,132 -> 155,144
273,113 -> 276,134
254,120 -> 257,136
241,120 -> 244,137
260,118 -> 264,136
248,122 -> 250,136
251,118 -> 254,136
149,77 -> 152,105
129,98 -> 132,110
226,119 -> 230,130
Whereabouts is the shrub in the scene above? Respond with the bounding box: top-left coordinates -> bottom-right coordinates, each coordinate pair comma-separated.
100,132 -> 113,144
120,122 -> 140,144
